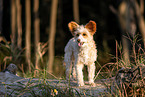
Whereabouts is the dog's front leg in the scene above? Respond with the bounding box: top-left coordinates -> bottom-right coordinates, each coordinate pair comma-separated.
71,64 -> 77,80
87,63 -> 96,86
65,62 -> 72,81
75,63 -> 84,86
64,51 -> 73,81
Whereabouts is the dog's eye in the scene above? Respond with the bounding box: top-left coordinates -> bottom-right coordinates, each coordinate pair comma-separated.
83,33 -> 87,36
76,34 -> 79,36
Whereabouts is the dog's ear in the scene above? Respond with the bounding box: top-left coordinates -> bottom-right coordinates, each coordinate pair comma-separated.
85,20 -> 96,35
68,21 -> 79,36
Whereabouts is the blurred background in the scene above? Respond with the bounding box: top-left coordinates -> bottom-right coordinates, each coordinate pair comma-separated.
0,0 -> 145,79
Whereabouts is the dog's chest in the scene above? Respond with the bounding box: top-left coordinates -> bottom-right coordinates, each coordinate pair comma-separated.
78,48 -> 89,63
74,45 -> 96,65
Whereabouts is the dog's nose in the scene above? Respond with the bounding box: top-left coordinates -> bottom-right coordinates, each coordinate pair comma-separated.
77,39 -> 80,42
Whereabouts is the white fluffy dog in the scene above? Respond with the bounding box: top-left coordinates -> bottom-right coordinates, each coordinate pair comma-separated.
64,20 -> 97,86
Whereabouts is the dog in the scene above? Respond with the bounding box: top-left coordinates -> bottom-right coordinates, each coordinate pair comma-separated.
64,20 -> 97,86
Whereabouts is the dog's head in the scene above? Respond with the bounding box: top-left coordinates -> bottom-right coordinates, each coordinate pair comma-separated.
68,20 -> 96,47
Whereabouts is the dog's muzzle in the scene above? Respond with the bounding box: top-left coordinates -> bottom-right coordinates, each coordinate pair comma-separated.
77,39 -> 84,47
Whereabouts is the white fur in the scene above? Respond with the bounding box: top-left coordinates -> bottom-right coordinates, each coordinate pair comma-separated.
64,22 -> 97,86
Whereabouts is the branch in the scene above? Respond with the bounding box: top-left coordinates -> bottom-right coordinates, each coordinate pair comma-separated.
109,5 -> 119,16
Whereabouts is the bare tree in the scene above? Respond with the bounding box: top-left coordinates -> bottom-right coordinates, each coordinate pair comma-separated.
110,1 -> 137,66
48,0 -> 58,73
16,0 -> 22,50
130,0 -> 145,48
73,0 -> 80,23
0,0 -> 3,71
0,0 -> 2,34
34,0 -> 40,76
11,0 -> 16,52
110,0 -> 145,65
25,0 -> 31,72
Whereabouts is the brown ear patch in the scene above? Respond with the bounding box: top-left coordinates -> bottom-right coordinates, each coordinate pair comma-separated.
85,20 -> 96,35
68,21 -> 79,36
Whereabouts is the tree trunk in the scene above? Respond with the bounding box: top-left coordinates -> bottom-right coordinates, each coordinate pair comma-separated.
73,0 -> 79,23
131,0 -> 145,49
16,0 -> 22,50
34,0 -> 40,76
48,0 -> 58,73
0,0 -> 3,71
110,1 -> 137,66
25,0 -> 31,72
11,0 -> 16,52
0,0 -> 2,34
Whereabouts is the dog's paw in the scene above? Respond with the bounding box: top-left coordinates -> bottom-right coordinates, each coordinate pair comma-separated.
78,83 -> 84,87
88,82 -> 96,87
